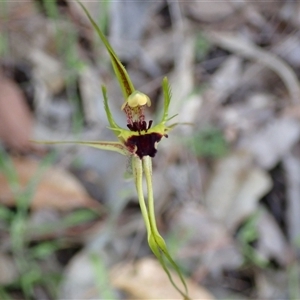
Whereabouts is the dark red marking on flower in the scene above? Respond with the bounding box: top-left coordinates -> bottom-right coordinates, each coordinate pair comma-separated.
127,120 -> 153,133
125,132 -> 164,158
113,58 -> 134,98
123,104 -> 145,126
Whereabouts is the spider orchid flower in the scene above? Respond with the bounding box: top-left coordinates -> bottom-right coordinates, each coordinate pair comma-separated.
35,3 -> 190,299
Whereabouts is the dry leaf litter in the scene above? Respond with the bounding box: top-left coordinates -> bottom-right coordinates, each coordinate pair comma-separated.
0,1 -> 300,299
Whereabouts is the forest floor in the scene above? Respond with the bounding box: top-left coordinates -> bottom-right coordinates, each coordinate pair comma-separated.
0,1 -> 300,299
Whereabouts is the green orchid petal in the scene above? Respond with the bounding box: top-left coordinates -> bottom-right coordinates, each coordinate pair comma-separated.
148,123 -> 169,136
143,77 -> 176,137
79,2 -> 135,101
32,140 -> 130,156
102,86 -> 124,137
161,77 -> 172,123
102,86 -> 146,144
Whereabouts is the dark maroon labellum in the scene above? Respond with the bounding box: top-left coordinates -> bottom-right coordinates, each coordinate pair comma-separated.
125,132 -> 164,158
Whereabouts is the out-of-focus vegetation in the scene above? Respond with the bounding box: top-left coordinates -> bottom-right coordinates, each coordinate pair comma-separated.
1,1 -> 300,299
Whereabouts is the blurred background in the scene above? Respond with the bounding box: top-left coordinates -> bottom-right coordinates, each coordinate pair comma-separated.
1,0 -> 300,299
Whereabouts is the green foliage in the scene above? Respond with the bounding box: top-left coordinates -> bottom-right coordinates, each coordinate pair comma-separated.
0,205 -> 13,223
0,0 -> 8,57
30,242 -> 63,260
0,148 -> 19,189
187,126 -> 228,158
237,213 -> 268,268
40,0 -> 60,19
0,32 -> 8,58
195,33 -> 211,61
26,208 -> 98,238
165,228 -> 194,275
39,0 -> 86,133
0,150 -> 57,299
0,286 -> 11,300
0,149 -> 99,299
288,263 -> 300,300
90,252 -> 115,299
62,209 -> 98,227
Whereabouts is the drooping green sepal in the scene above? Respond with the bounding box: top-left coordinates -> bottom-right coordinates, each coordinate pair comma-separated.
132,156 -> 190,299
79,2 -> 135,101
32,140 -> 130,156
148,232 -> 190,300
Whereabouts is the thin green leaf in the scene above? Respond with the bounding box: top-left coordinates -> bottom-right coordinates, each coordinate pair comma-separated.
90,253 -> 116,299
79,2 -> 135,100
0,147 -> 19,191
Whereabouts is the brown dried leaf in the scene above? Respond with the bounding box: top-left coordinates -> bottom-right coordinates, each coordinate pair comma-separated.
255,269 -> 288,299
0,253 -> 18,285
256,206 -> 292,266
0,1 -> 37,27
110,257 -> 215,300
283,147 -> 300,248
78,66 -> 104,125
0,157 -> 97,211
29,49 -> 65,94
206,31 -> 300,105
171,203 -> 243,274
183,1 -> 237,22
239,117 -> 300,169
205,151 -> 272,231
168,34 -> 195,119
0,74 -> 33,151
210,56 -> 242,103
